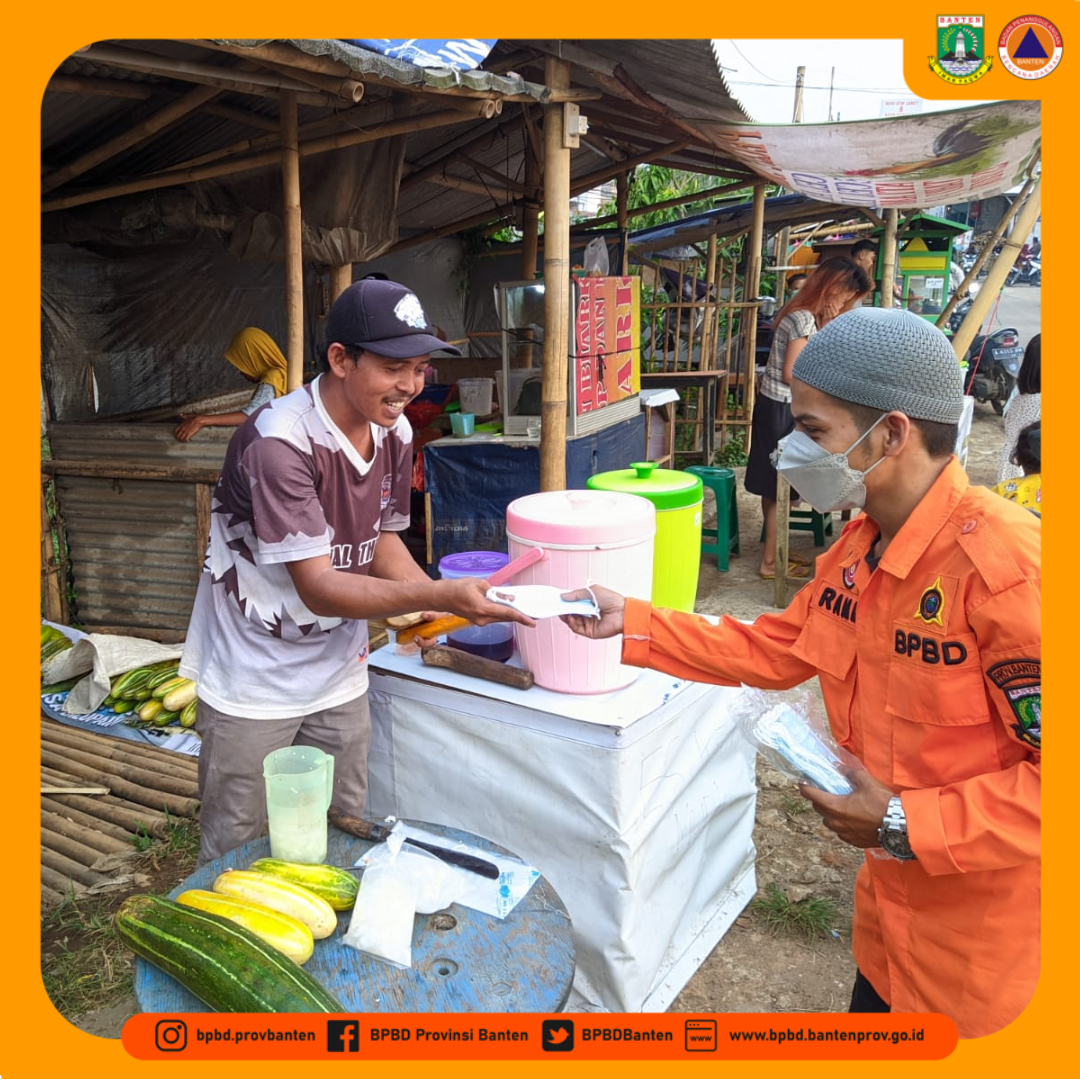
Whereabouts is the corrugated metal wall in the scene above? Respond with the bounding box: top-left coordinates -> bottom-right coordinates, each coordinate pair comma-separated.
47,423 -> 230,638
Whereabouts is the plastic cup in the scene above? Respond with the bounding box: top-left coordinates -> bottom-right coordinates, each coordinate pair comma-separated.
262,746 -> 334,863
450,412 -> 475,437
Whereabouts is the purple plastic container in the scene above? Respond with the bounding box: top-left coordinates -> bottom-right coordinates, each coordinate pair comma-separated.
437,551 -> 514,662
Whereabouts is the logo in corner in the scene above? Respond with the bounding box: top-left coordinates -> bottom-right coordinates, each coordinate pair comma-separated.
913,577 -> 946,626
930,16 -> 993,84
987,659 -> 1040,748
998,15 -> 1062,80
542,1018 -> 574,1052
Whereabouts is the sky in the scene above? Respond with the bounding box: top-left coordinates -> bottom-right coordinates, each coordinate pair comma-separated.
711,40 -> 995,124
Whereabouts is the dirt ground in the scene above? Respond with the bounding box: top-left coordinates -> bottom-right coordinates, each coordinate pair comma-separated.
66,405 -> 1010,1036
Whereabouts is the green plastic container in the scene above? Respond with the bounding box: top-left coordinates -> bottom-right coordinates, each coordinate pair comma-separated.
587,462 -> 703,611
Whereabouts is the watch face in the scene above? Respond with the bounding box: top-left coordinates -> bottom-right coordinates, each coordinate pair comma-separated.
880,829 -> 915,860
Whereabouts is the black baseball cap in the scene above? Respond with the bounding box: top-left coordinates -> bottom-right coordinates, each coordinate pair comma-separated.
325,279 -> 462,359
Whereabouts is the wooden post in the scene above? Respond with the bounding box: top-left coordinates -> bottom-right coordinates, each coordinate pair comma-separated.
936,174 -> 1037,329
880,208 -> 898,308
329,264 -> 353,304
700,233 -> 718,369
743,183 -> 766,457
774,474 -> 791,609
540,57 -> 572,493
774,227 -> 791,307
951,179 -> 1041,361
280,92 -> 304,392
521,141 -> 541,280
617,170 -> 630,274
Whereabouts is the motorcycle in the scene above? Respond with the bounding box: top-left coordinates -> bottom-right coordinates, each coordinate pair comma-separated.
1006,258 -> 1041,287
945,285 -> 1023,414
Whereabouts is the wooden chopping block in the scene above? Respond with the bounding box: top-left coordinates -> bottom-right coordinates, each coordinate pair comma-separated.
421,645 -> 534,690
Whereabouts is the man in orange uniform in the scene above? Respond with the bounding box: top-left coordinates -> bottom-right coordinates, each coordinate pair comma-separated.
564,308 -> 1040,1039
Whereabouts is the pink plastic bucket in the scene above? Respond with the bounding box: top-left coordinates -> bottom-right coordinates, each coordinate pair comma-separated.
505,490 -> 655,694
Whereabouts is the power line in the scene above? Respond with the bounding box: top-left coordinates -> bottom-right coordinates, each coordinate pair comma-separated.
726,41 -> 787,84
729,80 -> 919,95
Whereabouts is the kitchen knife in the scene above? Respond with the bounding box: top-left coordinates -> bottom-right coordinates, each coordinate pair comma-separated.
328,805 -> 501,880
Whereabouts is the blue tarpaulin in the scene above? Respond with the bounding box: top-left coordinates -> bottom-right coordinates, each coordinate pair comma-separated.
424,416 -> 646,566
343,39 -> 497,71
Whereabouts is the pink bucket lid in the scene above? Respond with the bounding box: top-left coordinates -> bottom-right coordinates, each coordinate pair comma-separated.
506,489 -> 655,547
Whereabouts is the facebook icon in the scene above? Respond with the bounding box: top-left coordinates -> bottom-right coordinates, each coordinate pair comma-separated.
327,1019 -> 359,1052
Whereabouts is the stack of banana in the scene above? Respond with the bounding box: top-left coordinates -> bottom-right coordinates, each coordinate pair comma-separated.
103,661 -> 198,730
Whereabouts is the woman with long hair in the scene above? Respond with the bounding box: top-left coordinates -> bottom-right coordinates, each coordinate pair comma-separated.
174,327 -> 289,442
997,333 -> 1040,483
745,257 -> 873,579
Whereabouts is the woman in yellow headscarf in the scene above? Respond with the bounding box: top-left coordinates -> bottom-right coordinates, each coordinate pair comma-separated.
174,328 -> 289,442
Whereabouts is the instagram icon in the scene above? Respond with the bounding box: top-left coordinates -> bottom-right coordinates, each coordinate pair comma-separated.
155,1018 -> 188,1051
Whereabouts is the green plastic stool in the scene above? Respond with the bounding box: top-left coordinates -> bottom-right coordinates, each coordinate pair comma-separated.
686,466 -> 740,571
760,508 -> 834,546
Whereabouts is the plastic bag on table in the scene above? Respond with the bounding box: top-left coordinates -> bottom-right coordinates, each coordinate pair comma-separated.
732,684 -> 862,795
582,237 -> 610,277
361,840 -> 466,915
342,862 -> 417,969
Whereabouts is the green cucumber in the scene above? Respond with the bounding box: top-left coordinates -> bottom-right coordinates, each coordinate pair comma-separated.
114,894 -> 343,1013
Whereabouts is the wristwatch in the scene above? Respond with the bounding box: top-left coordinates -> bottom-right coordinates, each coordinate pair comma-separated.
878,795 -> 917,860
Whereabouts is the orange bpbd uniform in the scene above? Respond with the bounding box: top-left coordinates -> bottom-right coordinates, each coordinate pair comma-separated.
623,459 -> 1039,1039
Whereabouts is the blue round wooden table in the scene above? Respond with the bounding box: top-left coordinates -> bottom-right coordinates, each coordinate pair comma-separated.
135,821 -> 575,1013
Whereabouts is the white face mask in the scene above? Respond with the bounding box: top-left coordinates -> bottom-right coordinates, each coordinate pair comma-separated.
774,414 -> 888,513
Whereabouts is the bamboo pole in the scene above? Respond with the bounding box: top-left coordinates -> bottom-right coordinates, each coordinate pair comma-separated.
951,179 -> 1041,360
774,477 -> 791,609
41,864 -> 84,896
329,265 -> 353,304
39,740 -> 201,800
700,234 -> 718,369
42,825 -> 111,868
936,174 -> 1038,329
569,140 -> 692,198
40,846 -> 111,888
43,107 -> 474,214
41,797 -> 141,845
41,723 -> 200,782
76,45 -> 333,106
192,38 -> 565,104
42,84 -> 221,194
281,91 -> 304,392
540,57 -> 572,493
40,748 -> 200,817
42,789 -> 174,837
880,209 -> 898,309
521,143 -> 541,280
617,171 -> 629,275
42,809 -> 130,854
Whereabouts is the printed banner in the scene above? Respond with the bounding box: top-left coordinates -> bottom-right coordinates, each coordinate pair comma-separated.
712,101 -> 1040,210
343,39 -> 497,71
574,276 -> 641,415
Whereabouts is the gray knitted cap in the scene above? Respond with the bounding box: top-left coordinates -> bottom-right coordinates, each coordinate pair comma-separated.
792,307 -> 964,424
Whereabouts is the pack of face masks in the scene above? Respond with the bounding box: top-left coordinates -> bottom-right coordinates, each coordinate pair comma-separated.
733,686 -> 859,795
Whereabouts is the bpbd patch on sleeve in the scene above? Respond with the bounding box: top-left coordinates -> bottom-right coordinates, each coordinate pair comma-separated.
987,659 -> 1041,748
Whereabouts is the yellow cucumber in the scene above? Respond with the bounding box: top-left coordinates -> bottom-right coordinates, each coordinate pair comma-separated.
152,676 -> 190,701
213,870 -> 337,939
247,858 -> 359,911
137,700 -> 164,723
162,679 -> 198,713
176,889 -> 314,965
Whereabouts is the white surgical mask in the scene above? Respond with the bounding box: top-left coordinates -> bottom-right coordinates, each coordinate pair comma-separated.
774,414 -> 888,513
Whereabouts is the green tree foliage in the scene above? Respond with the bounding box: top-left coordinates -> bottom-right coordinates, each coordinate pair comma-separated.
599,166 -> 750,231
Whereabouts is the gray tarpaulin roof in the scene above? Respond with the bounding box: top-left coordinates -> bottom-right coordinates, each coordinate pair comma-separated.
41,38 -> 756,252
